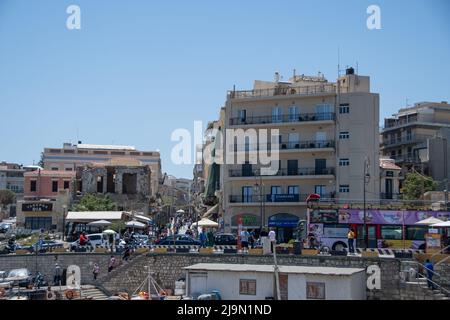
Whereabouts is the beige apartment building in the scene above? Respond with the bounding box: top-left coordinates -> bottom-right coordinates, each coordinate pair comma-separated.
220,68 -> 380,242
380,101 -> 450,184
43,143 -> 161,196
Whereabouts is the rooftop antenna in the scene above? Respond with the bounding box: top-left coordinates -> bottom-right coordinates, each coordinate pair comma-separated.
356,61 -> 359,74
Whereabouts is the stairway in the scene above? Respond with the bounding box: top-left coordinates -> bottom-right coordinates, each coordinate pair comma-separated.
404,277 -> 450,300
78,285 -> 109,300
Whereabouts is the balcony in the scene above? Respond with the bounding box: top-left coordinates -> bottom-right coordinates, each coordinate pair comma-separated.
381,134 -> 432,148
382,116 -> 418,131
391,155 -> 420,164
229,193 -> 334,203
230,112 -> 335,126
229,167 -> 335,178
227,83 -> 336,100
232,140 -> 335,152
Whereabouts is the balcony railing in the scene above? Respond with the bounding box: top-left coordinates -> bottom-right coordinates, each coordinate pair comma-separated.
230,112 -> 335,126
383,117 -> 418,130
229,167 -> 335,178
232,140 -> 335,152
381,134 -> 432,147
228,83 -> 336,99
229,193 -> 335,203
391,155 -> 420,164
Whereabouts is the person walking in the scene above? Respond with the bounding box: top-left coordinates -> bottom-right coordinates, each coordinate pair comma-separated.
108,255 -> 116,272
92,263 -> 100,280
199,229 -> 207,248
240,229 -> 250,252
424,259 -> 435,290
53,263 -> 62,286
268,228 -> 276,253
347,228 -> 355,254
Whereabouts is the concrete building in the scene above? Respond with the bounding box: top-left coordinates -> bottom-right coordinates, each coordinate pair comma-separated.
380,101 -> 450,184
184,263 -> 366,300
16,169 -> 75,231
221,68 -> 380,241
42,143 -> 161,196
0,162 -> 25,196
379,158 -> 402,200
75,159 -> 152,214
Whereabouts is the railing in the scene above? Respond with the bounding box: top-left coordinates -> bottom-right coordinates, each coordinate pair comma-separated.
381,134 -> 432,147
408,261 -> 450,296
229,167 -> 335,177
383,117 -> 418,130
232,140 -> 335,152
380,193 -> 403,200
228,83 -> 336,99
230,194 -> 306,203
391,155 -> 420,164
230,112 -> 335,126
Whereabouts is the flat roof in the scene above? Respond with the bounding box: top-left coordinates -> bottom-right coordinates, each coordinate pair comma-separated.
184,263 -> 364,276
77,144 -> 136,151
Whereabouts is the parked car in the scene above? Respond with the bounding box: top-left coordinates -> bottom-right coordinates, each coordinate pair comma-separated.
70,233 -> 108,251
25,240 -> 64,253
155,234 -> 201,246
0,223 -> 12,234
214,233 -> 237,246
3,268 -> 33,288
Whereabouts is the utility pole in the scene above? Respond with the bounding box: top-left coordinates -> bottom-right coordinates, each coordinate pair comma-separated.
363,157 -> 370,249
273,245 -> 281,300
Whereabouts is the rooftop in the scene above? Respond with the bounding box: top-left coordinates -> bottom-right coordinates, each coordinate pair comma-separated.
76,144 -> 136,151
184,263 -> 364,276
24,170 -> 76,177
66,211 -> 130,222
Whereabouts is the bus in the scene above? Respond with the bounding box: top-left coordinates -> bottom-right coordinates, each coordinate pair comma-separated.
307,208 -> 450,251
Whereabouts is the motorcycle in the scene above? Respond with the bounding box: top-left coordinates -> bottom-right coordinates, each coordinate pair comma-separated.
33,272 -> 47,289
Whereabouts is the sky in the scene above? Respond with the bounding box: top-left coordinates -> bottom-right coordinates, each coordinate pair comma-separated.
0,0 -> 449,179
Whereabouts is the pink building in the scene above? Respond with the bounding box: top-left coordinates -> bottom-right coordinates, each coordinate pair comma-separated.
24,170 -> 75,199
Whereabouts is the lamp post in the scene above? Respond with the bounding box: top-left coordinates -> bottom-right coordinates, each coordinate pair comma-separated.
62,205 -> 67,242
254,174 -> 264,233
363,158 -> 370,249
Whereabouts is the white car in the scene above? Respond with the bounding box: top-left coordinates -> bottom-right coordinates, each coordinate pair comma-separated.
70,233 -> 109,250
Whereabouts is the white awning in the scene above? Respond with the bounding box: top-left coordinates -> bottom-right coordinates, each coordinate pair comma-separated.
66,211 -> 129,222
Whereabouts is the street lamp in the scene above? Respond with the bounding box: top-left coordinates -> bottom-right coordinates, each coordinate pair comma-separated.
254,174 -> 264,233
62,205 -> 67,241
363,158 -> 370,249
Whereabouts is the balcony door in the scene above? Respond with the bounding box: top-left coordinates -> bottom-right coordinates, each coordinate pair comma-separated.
272,107 -> 283,123
385,179 -> 393,199
287,160 -> 298,176
242,162 -> 253,177
315,132 -> 326,148
315,159 -> 326,175
288,133 -> 300,149
288,106 -> 299,122
242,186 -> 253,203
315,104 -> 332,120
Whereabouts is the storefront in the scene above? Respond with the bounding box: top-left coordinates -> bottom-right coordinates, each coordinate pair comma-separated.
18,201 -> 59,231
268,213 -> 299,243
230,214 -> 261,234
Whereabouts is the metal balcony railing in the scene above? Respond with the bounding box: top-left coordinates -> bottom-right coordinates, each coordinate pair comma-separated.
381,134 -> 433,147
230,112 -> 335,126
228,167 -> 335,177
232,140 -> 335,152
228,83 -> 336,99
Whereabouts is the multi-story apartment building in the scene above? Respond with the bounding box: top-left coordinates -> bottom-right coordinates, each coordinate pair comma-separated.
221,68 -> 380,242
0,162 -> 25,196
42,142 -> 161,196
380,101 -> 450,184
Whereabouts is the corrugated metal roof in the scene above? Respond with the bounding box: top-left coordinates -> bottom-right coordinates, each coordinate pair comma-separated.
184,263 -> 364,276
66,211 -> 129,221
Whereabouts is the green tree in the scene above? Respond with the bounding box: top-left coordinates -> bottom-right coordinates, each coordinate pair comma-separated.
37,152 -> 44,168
401,172 -> 438,200
0,189 -> 16,210
72,194 -> 117,211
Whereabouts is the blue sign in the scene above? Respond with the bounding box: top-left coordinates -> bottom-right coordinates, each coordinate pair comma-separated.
266,194 -> 299,203
268,214 -> 299,228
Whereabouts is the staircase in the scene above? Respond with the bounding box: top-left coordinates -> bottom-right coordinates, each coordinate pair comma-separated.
78,285 -> 109,300
403,277 -> 450,300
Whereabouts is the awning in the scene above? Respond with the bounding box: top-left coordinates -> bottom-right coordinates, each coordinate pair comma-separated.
415,217 -> 444,225
134,214 -> 152,223
192,218 -> 219,228
66,211 -> 129,222
126,220 -> 146,228
87,220 -> 112,227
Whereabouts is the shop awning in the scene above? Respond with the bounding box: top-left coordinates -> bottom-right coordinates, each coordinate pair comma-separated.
66,211 -> 130,222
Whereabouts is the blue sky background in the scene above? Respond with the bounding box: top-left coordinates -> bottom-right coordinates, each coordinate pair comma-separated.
0,0 -> 449,178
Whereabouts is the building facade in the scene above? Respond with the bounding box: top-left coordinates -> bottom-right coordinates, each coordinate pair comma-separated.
42,143 -> 161,196
379,158 -> 402,201
221,68 -> 380,242
0,162 -> 25,197
16,170 -> 75,231
380,101 -> 450,184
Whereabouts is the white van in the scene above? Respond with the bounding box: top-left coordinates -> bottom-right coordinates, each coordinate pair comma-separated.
70,233 -> 108,250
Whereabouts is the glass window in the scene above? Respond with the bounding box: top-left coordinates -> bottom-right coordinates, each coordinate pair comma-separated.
242,186 -> 253,203
381,226 -> 403,240
339,185 -> 350,193
239,279 -> 256,295
339,158 -> 350,166
406,226 -> 427,240
271,186 -> 282,195
272,107 -> 282,123
339,104 -> 350,114
288,186 -> 299,195
64,181 -> 70,189
30,180 -> 37,192
339,132 -> 350,139
289,106 -> 299,122
315,185 -> 326,196
52,181 -> 58,192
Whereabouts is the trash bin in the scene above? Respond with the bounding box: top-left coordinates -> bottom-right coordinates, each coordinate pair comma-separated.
294,241 -> 302,255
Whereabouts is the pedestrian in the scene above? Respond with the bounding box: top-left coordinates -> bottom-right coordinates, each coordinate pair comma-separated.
424,259 -> 435,290
108,255 -> 116,272
207,229 -> 214,247
249,229 -> 255,249
240,229 -> 250,252
268,228 -> 276,253
53,263 -> 62,286
199,229 -> 207,248
347,228 -> 355,254
93,263 -> 100,280
79,231 -> 88,246
122,245 -> 131,261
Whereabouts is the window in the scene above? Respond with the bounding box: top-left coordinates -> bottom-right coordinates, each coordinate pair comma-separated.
65,168 -> 73,171
339,132 -> 350,139
287,160 -> 298,175
272,107 -> 282,123
339,103 -> 350,114
306,282 -> 325,299
288,186 -> 299,195
315,185 -> 326,196
406,226 -> 427,240
30,180 -> 37,192
381,226 -> 403,240
315,104 -> 332,120
391,150 -> 396,158
339,185 -> 350,193
238,109 -> 247,122
242,186 -> 253,203
407,129 -> 412,141
339,158 -> 350,166
289,106 -> 299,122
271,186 -> 282,195
315,132 -> 326,144
52,181 -> 58,192
51,167 -> 59,171
239,279 -> 256,295
64,181 -> 70,189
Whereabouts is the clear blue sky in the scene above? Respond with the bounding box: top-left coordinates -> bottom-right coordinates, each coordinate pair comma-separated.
1,0 -> 449,179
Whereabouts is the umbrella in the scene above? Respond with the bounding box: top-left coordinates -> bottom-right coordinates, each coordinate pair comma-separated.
431,221 -> 450,227
176,209 -> 185,214
103,229 -> 117,235
415,217 -> 444,225
87,220 -> 112,227
192,218 -> 218,228
125,220 -> 146,229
